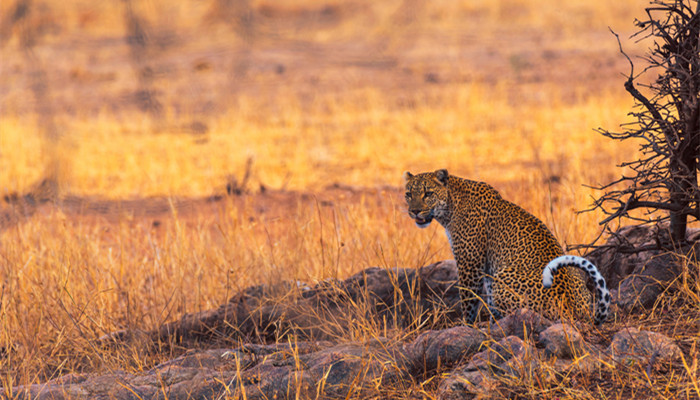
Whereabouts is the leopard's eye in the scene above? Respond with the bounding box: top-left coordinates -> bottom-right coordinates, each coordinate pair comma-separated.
405,192 -> 412,199
424,191 -> 434,197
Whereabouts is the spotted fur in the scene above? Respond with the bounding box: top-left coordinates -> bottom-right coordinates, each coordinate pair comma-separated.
403,169 -> 610,325
543,255 -> 610,324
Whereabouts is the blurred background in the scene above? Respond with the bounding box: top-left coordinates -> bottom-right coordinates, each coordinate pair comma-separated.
1,0 -> 645,200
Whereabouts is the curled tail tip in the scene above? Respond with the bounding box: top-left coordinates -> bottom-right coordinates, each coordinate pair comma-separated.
595,287 -> 612,325
594,313 -> 608,325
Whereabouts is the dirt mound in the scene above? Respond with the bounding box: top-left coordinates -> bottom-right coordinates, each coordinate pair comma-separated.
3,224 -> 696,399
9,309 -> 684,399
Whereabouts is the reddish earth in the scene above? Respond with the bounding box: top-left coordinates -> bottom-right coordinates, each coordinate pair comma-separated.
0,181 -> 399,234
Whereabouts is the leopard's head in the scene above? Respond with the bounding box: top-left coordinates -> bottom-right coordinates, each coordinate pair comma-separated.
402,169 -> 450,228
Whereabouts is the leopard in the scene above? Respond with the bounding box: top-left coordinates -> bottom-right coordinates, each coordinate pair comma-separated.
403,169 -> 610,325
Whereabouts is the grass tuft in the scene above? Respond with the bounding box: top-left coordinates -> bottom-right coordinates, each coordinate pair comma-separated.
1,0 -> 697,397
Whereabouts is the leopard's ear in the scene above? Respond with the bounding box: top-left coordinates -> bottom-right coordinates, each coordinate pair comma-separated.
402,171 -> 414,184
435,169 -> 449,185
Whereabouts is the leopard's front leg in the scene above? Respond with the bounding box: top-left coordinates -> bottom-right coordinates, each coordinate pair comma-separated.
482,275 -> 502,321
450,224 -> 488,323
457,262 -> 486,323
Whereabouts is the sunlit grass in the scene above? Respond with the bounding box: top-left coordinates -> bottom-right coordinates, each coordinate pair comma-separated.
1,83 -> 636,198
2,0 -> 696,397
0,80 -> 643,389
0,190 -> 447,383
0,79 -> 642,388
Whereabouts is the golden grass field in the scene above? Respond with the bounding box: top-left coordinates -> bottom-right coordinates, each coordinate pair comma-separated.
1,0 -> 699,398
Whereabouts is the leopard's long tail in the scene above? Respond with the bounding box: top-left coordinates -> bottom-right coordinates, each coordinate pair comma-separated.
542,255 -> 610,325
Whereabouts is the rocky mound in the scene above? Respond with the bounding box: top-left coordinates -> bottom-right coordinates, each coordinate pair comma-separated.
9,310 -> 683,399
6,226 -> 697,399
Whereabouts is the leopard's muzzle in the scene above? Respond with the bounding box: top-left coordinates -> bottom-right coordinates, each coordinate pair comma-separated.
408,209 -> 433,228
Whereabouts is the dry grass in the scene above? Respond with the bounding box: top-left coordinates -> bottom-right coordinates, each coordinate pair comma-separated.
1,83 -> 635,197
0,0 -> 698,398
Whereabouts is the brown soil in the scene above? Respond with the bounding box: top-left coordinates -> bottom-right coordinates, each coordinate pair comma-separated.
0,182 -> 398,234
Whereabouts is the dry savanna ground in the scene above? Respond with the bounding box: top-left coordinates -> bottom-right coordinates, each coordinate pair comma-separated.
1,0 -> 699,398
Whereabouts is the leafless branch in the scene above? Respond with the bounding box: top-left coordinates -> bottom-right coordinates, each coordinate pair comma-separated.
584,0 -> 699,252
